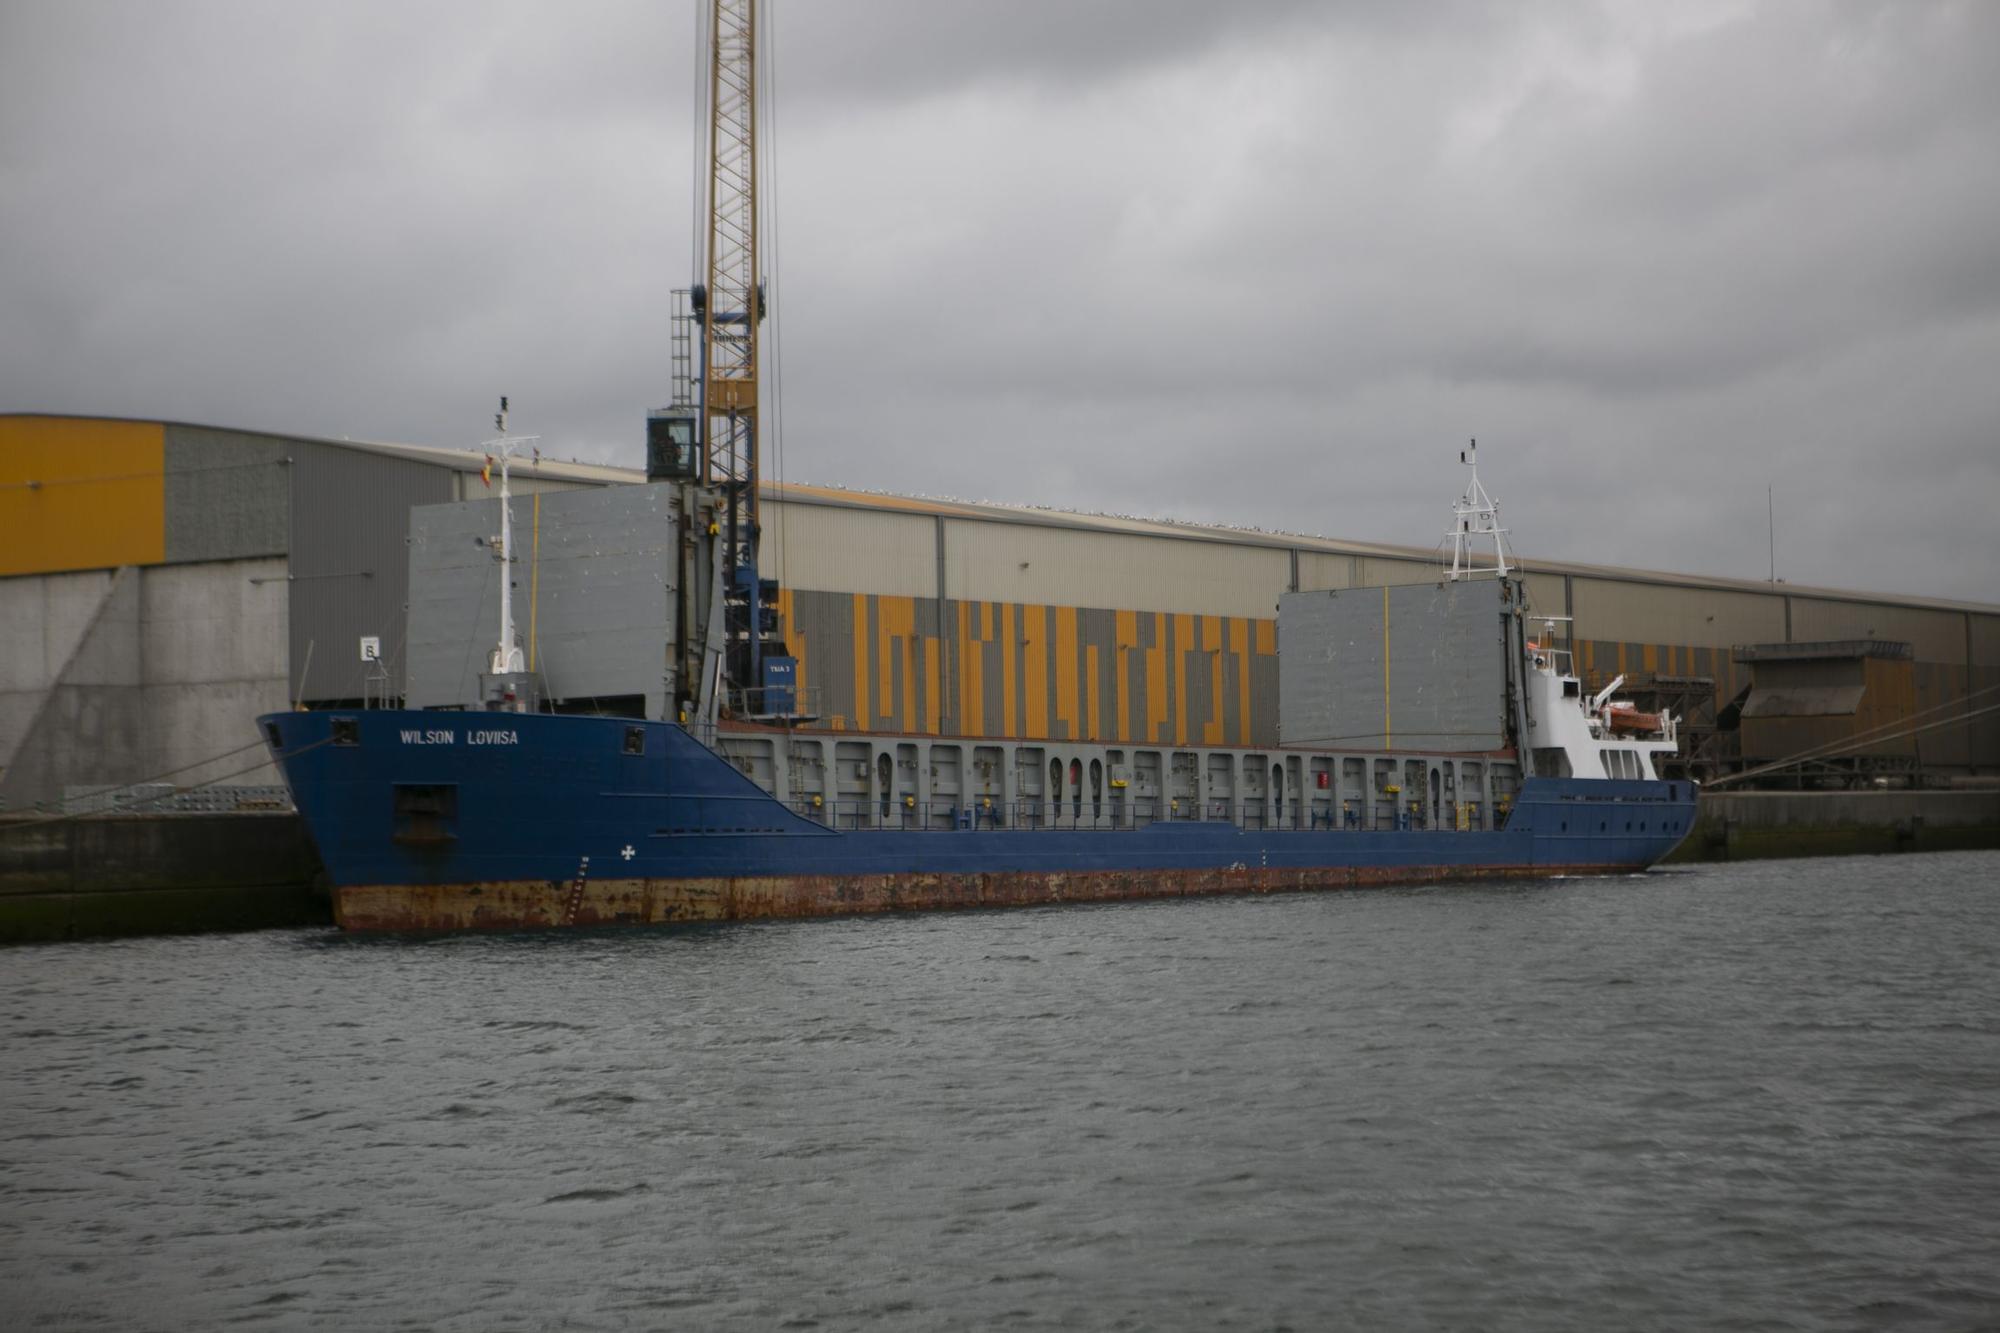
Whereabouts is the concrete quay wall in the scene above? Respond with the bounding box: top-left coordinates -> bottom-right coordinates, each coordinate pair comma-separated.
0,812 -> 326,943
1673,789 -> 2000,862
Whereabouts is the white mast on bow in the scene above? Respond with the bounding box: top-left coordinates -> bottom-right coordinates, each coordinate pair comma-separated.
483,396 -> 538,677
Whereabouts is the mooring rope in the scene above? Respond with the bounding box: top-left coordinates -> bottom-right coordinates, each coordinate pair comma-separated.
0,734 -> 333,834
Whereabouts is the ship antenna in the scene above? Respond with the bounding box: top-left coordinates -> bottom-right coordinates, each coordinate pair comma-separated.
1446,437 -> 1511,581
483,396 -> 538,678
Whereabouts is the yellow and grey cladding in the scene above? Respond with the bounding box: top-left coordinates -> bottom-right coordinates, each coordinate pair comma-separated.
781,589 -> 1279,747
5,414 -> 1998,777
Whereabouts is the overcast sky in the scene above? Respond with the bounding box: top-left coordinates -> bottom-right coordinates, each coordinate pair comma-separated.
3,1 -> 1997,602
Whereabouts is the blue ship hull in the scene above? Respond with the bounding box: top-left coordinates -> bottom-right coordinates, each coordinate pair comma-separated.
261,710 -> 1698,931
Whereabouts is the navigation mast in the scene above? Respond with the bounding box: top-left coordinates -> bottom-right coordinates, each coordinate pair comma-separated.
481,395 -> 539,712
1446,438 -> 1512,580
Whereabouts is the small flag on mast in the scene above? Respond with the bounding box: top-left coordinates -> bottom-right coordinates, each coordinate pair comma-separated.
481,455 -> 493,488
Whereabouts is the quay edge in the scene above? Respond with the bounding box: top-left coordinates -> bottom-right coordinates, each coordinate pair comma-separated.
0,812 -> 327,944
1669,788 -> 2000,863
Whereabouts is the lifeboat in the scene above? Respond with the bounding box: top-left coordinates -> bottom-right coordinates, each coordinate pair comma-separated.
1604,701 -> 1663,735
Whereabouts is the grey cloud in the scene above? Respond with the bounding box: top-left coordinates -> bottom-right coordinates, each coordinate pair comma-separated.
3,1 -> 1996,603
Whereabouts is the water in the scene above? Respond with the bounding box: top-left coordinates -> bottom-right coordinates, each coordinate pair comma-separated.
4,853 -> 1998,1331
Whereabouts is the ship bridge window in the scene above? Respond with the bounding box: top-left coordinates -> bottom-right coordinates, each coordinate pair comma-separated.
1564,679 -> 1580,697
1601,749 -> 1643,780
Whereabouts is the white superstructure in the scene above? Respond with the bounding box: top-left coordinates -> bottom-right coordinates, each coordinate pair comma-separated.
1522,626 -> 1680,780
1440,444 -> 1680,781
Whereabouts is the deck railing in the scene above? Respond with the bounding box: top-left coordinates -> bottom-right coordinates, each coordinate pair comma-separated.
778,798 -> 1491,834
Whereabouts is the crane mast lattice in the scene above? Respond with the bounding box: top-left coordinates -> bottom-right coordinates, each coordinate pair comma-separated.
701,0 -> 765,690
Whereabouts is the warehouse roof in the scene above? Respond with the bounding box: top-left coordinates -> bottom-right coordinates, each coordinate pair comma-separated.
760,479 -> 2000,617
6,413 -> 1994,615
0,412 -> 636,487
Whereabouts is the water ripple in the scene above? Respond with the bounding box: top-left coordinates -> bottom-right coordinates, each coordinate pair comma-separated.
3,851 -> 1998,1329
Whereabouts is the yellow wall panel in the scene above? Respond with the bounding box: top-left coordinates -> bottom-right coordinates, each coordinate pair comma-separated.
877,598 -> 897,727
1055,606 -> 1078,738
965,601 -> 985,736
887,597 -> 916,732
1086,643 -> 1100,740
1114,609 -> 1137,741
925,628 -> 941,734
1231,618 -> 1250,746
1001,602 -> 1018,737
850,596 -> 870,730
1147,612 -> 1167,744
954,601 -> 970,735
1203,616 -> 1223,746
0,418 -> 166,575
1174,613 -> 1194,746
1024,604 -> 1048,739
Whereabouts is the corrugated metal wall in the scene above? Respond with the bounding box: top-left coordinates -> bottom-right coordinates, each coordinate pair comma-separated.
764,502 -> 936,598
163,426 -> 292,563
1790,597 -> 1965,661
1295,551 -> 1435,589
404,486 -> 682,717
780,588 -> 1281,746
753,495 -> 1998,769
945,521 -> 1289,619
1571,578 -> 1786,648
288,441 -> 455,703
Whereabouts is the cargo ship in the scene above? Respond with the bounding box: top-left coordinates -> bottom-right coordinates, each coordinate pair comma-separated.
259,443 -> 1698,932
258,12 -> 1691,930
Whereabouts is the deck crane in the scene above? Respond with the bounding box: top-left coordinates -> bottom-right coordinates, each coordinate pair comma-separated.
649,0 -> 792,728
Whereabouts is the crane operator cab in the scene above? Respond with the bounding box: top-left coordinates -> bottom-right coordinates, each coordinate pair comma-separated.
646,408 -> 701,481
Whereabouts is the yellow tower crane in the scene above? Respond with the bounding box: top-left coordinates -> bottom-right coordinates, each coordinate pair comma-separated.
651,0 -> 783,721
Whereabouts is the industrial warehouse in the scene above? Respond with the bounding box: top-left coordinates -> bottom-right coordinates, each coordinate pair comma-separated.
3,410 -> 1996,819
